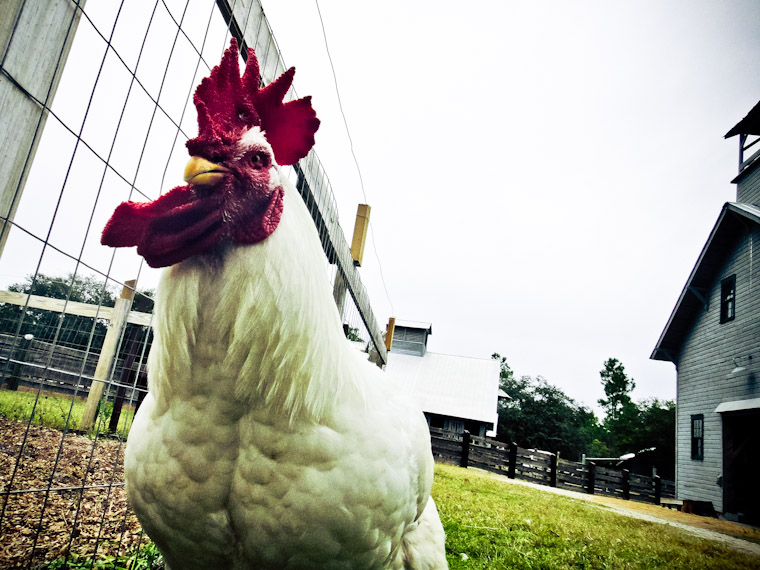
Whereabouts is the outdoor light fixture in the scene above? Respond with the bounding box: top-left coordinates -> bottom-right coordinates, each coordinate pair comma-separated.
727,355 -> 752,377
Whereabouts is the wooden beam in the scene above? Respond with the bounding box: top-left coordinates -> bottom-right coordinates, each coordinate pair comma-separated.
350,204 -> 371,267
0,0 -> 87,256
80,280 -> 136,430
385,317 -> 396,352
0,289 -> 152,326
687,286 -> 708,309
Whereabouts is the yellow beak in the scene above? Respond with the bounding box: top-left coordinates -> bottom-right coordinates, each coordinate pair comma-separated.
183,157 -> 230,186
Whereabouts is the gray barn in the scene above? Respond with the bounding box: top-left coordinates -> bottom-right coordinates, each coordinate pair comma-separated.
651,100 -> 760,524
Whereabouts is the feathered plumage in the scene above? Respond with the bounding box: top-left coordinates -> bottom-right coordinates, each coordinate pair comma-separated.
102,40 -> 447,570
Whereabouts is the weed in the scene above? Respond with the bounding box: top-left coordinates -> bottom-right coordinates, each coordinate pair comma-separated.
33,542 -> 160,569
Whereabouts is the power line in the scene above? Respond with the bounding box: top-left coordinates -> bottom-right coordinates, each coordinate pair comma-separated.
314,0 -> 395,317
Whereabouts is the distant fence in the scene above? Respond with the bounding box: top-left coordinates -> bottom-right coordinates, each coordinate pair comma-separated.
0,332 -> 147,397
430,428 -> 676,505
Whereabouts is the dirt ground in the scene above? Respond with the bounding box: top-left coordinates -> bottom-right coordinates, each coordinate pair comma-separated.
0,417 -> 148,569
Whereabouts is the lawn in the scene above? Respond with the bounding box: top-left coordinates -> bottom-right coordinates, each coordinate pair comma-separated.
434,463 -> 759,569
0,387 -> 135,435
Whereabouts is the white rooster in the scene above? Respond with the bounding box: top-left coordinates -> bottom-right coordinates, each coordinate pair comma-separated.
102,39 -> 448,570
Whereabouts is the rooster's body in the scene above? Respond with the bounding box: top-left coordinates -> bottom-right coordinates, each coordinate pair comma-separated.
103,41 -> 448,570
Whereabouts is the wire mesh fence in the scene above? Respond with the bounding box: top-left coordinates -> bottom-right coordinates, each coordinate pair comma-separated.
0,1 -> 385,567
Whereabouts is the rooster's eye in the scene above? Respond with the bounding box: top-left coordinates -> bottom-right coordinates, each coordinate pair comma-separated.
250,152 -> 269,169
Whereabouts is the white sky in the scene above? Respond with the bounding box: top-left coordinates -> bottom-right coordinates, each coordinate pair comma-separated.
3,0 -> 759,415
260,0 -> 760,412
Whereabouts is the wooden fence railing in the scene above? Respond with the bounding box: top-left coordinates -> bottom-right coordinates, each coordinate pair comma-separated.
430,427 -> 675,505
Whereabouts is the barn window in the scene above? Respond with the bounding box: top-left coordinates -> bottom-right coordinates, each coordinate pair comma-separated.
444,419 -> 465,433
691,414 -> 704,460
720,275 -> 736,323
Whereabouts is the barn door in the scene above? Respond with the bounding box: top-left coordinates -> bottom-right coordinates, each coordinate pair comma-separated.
722,410 -> 760,524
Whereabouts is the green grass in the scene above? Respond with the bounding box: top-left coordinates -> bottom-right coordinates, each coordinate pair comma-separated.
0,388 -> 134,435
34,543 -> 160,570
434,463 -> 759,569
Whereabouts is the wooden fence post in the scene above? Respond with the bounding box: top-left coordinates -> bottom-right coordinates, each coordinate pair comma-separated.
107,322 -> 146,432
508,442 -> 517,479
81,280 -> 136,430
622,469 -> 630,500
550,453 -> 558,488
460,431 -> 471,468
0,0 -> 87,256
587,462 -> 596,495
654,475 -> 662,505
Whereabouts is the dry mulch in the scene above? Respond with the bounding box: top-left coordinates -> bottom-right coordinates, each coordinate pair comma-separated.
0,417 -> 148,568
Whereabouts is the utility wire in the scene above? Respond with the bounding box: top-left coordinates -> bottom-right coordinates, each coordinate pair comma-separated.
314,0 -> 395,317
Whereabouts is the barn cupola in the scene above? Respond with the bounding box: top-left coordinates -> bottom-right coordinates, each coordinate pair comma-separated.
391,320 -> 432,357
725,99 -> 760,205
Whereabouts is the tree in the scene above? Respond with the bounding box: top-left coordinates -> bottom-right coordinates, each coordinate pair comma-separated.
491,353 -> 600,460
630,398 -> 676,479
0,273 -> 116,351
598,357 -> 636,423
0,273 -> 153,352
596,358 -> 675,477
492,352 -> 514,386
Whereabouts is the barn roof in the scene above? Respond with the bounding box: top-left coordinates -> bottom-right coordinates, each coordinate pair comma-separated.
384,351 -> 500,428
725,99 -> 760,138
393,320 -> 432,334
651,202 -> 760,363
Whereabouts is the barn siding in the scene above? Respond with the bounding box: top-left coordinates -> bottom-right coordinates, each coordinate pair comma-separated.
676,227 -> 760,512
736,162 -> 760,206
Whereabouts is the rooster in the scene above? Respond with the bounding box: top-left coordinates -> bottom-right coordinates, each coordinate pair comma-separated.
101,39 -> 448,570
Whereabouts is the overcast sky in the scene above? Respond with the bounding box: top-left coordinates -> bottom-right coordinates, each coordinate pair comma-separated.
260,0 -> 760,412
3,1 -> 759,415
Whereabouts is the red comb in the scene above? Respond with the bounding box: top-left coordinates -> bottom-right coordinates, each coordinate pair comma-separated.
186,38 -> 319,166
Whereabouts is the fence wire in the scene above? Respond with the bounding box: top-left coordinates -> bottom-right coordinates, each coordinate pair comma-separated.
0,1 -> 386,567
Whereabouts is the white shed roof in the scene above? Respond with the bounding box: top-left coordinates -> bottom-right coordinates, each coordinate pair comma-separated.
393,320 -> 432,333
384,351 -> 500,427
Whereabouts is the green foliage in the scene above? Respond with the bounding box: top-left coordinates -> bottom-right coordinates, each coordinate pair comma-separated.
346,326 -> 365,343
434,463 -> 758,569
595,358 -> 676,478
37,542 -> 161,569
0,273 -> 154,353
0,273 -> 117,352
588,438 -> 611,458
491,354 -> 599,461
0,389 -> 134,435
490,354 -> 675,475
491,352 -> 514,385
598,357 -> 636,422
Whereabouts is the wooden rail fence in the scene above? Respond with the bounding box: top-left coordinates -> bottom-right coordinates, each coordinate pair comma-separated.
430,428 -> 675,505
